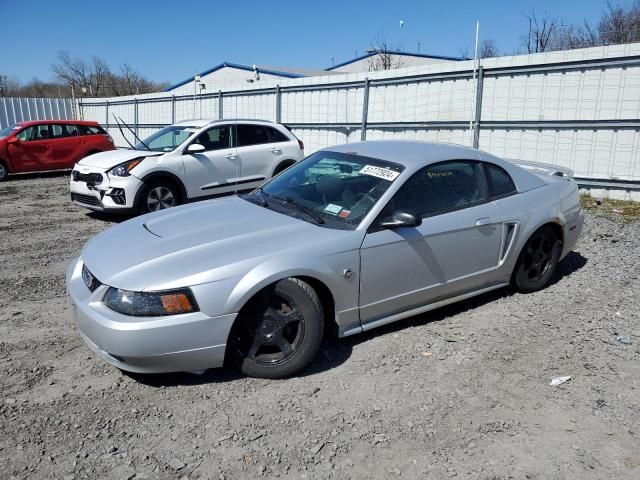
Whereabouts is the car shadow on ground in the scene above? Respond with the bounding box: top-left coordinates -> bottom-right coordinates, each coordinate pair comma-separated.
86,211 -> 130,224
126,251 -> 588,386
334,251 -> 588,349
6,170 -> 71,182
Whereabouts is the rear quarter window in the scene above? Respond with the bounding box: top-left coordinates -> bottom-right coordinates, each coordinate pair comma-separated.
484,163 -> 517,198
80,125 -> 107,135
236,124 -> 269,147
267,127 -> 289,143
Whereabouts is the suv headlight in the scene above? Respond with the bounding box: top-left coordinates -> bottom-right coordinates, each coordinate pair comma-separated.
103,287 -> 198,316
109,158 -> 144,177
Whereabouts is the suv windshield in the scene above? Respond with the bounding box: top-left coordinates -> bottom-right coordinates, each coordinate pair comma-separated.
244,151 -> 404,230
134,125 -> 198,152
0,124 -> 21,139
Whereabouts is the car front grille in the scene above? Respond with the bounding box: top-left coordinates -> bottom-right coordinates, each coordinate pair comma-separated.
72,171 -> 103,184
71,193 -> 102,207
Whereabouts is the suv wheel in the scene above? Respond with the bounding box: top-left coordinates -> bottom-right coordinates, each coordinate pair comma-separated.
0,161 -> 7,181
138,180 -> 180,214
273,160 -> 295,176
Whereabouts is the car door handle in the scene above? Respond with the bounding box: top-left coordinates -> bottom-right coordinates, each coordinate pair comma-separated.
270,148 -> 281,153
475,217 -> 493,227
225,153 -> 237,159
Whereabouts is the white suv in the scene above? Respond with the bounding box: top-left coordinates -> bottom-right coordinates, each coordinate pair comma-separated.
69,119 -> 305,214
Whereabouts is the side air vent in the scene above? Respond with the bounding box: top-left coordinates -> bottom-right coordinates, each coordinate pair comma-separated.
500,222 -> 519,262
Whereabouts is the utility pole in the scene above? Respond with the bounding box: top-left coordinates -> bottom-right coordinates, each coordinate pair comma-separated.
469,21 -> 480,147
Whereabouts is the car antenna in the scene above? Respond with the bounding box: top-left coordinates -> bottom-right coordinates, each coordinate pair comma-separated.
112,114 -> 136,150
117,115 -> 152,151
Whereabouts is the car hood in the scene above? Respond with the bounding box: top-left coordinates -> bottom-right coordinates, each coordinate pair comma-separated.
76,149 -> 161,170
81,196 -> 359,291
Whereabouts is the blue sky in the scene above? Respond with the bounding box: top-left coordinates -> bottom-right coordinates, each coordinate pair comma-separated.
1,0 -> 609,85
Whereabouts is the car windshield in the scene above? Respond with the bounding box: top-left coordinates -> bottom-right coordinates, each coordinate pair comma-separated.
134,125 -> 198,152
0,124 -> 21,139
244,151 -> 404,230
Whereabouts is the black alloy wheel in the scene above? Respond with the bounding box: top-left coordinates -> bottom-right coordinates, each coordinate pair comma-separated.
513,225 -> 562,293
228,278 -> 324,378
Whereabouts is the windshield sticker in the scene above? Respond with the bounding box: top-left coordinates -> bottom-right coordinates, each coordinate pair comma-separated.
360,165 -> 400,181
324,204 -> 343,215
338,209 -> 351,218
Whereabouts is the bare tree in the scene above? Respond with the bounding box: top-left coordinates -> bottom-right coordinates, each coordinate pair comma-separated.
52,51 -> 111,96
0,76 -> 21,97
522,11 -> 559,53
522,1 -> 640,53
598,0 -> 640,44
479,39 -> 499,58
367,34 -> 404,71
551,21 -> 599,50
52,51 -> 166,97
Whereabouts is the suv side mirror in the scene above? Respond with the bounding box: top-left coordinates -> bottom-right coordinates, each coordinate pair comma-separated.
186,143 -> 205,154
379,211 -> 422,229
7,137 -> 19,145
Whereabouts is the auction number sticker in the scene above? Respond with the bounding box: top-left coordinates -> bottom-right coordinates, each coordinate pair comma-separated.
324,203 -> 343,215
360,165 -> 400,181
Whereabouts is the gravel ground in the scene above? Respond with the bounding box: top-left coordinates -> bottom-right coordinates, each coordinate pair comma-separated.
0,172 -> 639,480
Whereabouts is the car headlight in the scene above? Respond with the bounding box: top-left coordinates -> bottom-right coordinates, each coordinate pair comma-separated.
109,158 -> 144,177
103,287 -> 198,316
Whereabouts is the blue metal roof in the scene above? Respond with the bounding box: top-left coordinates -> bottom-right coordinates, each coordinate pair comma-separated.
326,50 -> 467,71
165,62 -> 306,92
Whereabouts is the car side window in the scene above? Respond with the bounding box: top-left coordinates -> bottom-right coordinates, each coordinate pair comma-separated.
194,126 -> 231,151
391,161 -> 485,218
66,124 -> 81,137
80,125 -> 105,135
16,126 -> 35,141
484,163 -> 516,198
17,125 -> 49,141
267,127 -> 288,143
237,124 -> 269,147
50,124 -> 66,139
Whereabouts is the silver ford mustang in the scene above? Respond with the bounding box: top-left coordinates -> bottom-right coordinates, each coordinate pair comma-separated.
67,141 -> 583,378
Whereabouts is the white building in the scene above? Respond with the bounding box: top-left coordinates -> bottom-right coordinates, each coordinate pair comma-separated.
166,62 -> 339,95
326,50 -> 465,73
166,51 -> 464,95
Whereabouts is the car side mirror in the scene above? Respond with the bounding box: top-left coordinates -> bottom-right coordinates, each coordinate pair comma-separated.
186,143 -> 205,154
7,137 -> 19,144
379,211 -> 422,229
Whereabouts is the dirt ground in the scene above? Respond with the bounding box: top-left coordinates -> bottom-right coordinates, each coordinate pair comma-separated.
1,172 -> 639,480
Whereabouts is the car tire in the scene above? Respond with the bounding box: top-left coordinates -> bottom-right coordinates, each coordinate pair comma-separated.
227,278 -> 324,379
0,161 -> 7,182
512,225 -> 562,293
137,179 -> 181,214
273,160 -> 295,176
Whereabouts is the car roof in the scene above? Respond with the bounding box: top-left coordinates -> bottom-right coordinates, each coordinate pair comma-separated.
325,140 -> 546,193
325,141 -> 482,169
171,118 -> 279,128
17,120 -> 100,127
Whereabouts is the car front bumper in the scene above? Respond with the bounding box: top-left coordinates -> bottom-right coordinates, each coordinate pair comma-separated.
69,167 -> 143,212
66,257 -> 237,374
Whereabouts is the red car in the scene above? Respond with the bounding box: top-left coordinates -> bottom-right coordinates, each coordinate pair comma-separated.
0,120 -> 115,181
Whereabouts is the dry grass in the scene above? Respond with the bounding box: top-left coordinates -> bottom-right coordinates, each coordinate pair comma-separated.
580,193 -> 640,223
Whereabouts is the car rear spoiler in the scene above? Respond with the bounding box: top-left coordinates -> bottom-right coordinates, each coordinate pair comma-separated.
506,159 -> 574,178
